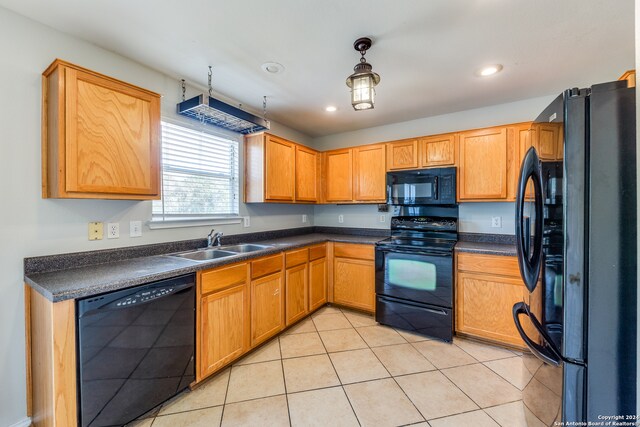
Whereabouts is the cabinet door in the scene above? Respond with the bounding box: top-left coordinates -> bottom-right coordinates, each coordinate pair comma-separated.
251,272 -> 285,346
386,140 -> 419,170
420,134 -> 456,167
325,149 -> 353,202
285,263 -> 308,325
265,135 -> 295,201
309,257 -> 327,312
199,284 -> 248,379
458,127 -> 508,200
333,257 -> 375,312
64,67 -> 160,196
455,271 -> 526,347
535,124 -> 559,160
353,144 -> 386,202
513,124 -> 534,201
295,145 -> 319,202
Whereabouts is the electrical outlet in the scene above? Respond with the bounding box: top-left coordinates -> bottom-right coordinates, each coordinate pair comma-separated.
491,216 -> 502,228
379,214 -> 386,223
243,216 -> 251,227
88,222 -> 103,241
129,220 -> 142,237
107,222 -> 120,239
302,214 -> 308,223
338,214 -> 344,224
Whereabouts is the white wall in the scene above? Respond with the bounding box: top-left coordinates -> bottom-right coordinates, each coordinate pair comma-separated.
311,96 -> 556,234
0,7 -> 314,426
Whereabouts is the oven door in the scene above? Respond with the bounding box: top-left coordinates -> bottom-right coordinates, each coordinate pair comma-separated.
375,246 -> 453,308
387,173 -> 438,205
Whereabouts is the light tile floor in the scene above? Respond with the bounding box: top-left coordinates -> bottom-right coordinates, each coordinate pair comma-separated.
128,305 -> 529,427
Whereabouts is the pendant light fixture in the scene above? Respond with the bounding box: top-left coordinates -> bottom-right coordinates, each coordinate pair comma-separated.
346,37 -> 380,111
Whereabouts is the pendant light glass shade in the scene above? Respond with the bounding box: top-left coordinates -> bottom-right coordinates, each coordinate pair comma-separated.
346,38 -> 380,111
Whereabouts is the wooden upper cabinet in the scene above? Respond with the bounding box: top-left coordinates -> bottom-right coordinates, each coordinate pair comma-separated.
353,144 -> 386,202
42,59 -> 160,199
295,145 -> 319,202
458,127 -> 509,201
265,135 -> 295,201
386,139 -> 419,170
534,124 -> 558,160
420,134 -> 456,167
324,149 -> 354,202
619,70 -> 636,88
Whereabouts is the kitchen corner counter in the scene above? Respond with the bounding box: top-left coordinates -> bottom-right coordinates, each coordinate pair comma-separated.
455,233 -> 517,257
25,231 -> 386,302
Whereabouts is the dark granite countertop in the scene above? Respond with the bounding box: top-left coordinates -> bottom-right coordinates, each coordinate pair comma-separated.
455,241 -> 517,257
25,232 -> 386,302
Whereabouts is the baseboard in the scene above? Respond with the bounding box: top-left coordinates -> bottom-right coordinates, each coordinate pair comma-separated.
8,417 -> 31,427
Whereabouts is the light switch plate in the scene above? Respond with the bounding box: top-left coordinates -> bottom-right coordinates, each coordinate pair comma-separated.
302,214 -> 308,223
130,220 -> 142,237
88,222 -> 103,241
338,214 -> 344,224
379,215 -> 386,222
243,216 -> 251,227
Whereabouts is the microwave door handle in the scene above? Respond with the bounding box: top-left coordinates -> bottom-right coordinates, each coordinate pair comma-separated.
433,176 -> 438,200
512,302 -> 562,366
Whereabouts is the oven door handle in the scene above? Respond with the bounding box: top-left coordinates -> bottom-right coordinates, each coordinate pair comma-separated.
376,247 -> 451,257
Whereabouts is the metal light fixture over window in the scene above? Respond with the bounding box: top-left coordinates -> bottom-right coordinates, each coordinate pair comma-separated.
346,37 -> 380,111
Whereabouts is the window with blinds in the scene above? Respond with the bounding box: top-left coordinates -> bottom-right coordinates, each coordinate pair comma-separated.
152,121 -> 239,221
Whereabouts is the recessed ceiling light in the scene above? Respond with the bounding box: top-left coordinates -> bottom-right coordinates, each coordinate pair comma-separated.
261,62 -> 285,74
476,64 -> 503,77
325,106 -> 337,112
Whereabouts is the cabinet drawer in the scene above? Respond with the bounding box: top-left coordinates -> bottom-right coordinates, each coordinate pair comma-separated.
334,243 -> 374,261
251,254 -> 283,279
286,248 -> 309,268
200,262 -> 248,295
309,244 -> 327,261
456,253 -> 520,277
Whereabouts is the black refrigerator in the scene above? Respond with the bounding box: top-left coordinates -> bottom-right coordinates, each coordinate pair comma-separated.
513,80 -> 636,425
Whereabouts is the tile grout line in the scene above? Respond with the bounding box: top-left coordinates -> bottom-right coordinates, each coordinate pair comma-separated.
314,315 -> 362,427
350,322 -> 427,425
277,335 -> 294,427
218,365 -> 233,427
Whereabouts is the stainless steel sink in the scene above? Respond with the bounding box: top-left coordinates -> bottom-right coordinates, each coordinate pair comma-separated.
220,244 -> 273,253
172,249 -> 238,262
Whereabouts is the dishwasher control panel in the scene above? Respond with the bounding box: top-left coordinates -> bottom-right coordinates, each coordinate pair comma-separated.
115,287 -> 175,306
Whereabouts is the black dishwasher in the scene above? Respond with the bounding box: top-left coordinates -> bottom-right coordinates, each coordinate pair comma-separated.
77,274 -> 195,427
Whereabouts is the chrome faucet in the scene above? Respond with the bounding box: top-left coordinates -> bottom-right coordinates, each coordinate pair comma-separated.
206,228 -> 224,247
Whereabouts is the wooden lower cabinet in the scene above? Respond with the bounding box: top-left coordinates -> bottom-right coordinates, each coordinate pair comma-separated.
309,257 -> 327,311
455,253 -> 528,348
285,263 -> 308,325
333,243 -> 375,312
251,271 -> 285,346
199,284 -> 249,380
197,262 -> 250,381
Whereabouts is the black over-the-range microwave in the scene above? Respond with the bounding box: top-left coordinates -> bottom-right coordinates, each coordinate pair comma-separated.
386,167 -> 456,205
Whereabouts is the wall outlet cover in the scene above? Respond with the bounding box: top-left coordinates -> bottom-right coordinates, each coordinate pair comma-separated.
129,220 -> 142,237
88,222 -> 103,241
338,214 -> 344,224
302,214 -> 308,223
107,222 -> 120,239
243,216 -> 251,227
379,214 -> 386,222
491,216 -> 502,228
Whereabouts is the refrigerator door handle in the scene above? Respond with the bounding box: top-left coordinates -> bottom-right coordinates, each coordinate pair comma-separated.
515,147 -> 544,292
512,302 -> 563,367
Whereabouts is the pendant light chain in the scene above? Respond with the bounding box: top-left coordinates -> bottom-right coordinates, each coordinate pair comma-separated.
208,66 -> 213,97
181,79 -> 186,101
263,96 -> 267,121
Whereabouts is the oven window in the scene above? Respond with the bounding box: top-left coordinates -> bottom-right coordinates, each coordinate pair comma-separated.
388,259 -> 436,290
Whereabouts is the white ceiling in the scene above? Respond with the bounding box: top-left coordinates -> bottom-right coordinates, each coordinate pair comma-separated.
0,0 -> 634,137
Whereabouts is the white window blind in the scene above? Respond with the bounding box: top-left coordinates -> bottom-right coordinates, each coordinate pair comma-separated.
152,121 -> 239,221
